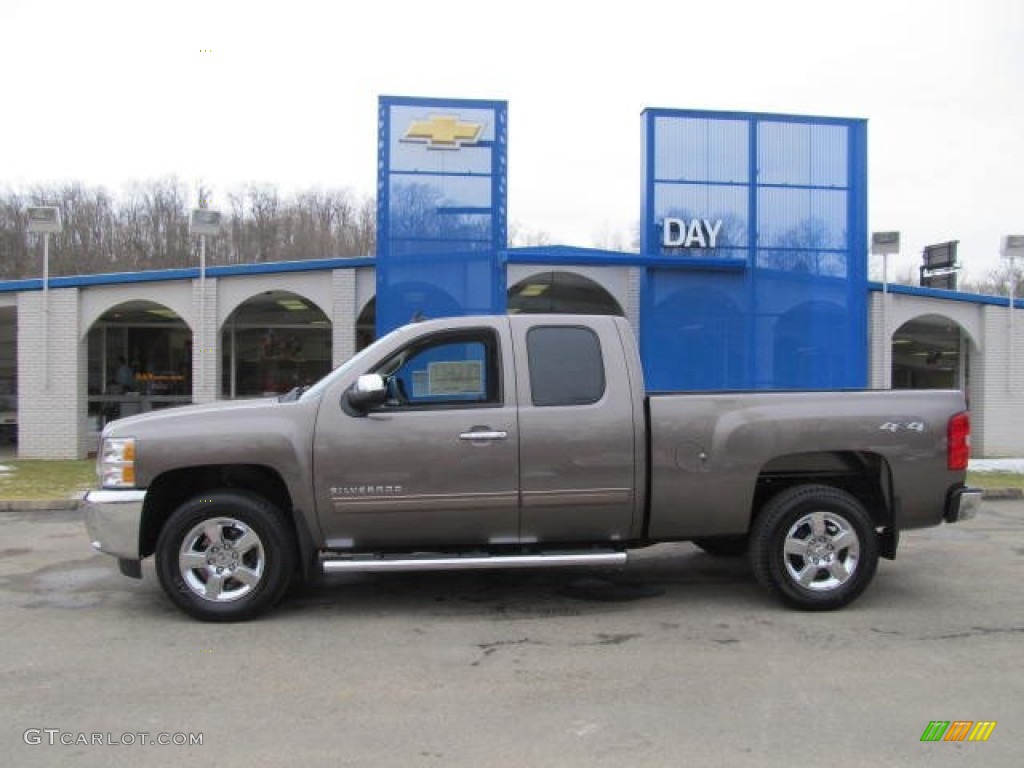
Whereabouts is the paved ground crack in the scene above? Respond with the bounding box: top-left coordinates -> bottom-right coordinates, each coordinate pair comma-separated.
471,638 -> 545,666
929,626 -> 1024,640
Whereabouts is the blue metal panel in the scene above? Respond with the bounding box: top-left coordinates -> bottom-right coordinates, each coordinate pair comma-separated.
642,269 -> 749,391
653,116 -> 749,184
377,96 -> 507,334
641,108 -> 868,391
757,121 -> 848,187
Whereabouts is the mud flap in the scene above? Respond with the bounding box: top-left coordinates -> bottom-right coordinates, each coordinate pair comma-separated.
118,558 -> 142,579
879,527 -> 899,560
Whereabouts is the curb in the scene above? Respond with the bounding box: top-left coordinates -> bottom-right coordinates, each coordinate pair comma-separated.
978,488 -> 1024,500
0,499 -> 81,512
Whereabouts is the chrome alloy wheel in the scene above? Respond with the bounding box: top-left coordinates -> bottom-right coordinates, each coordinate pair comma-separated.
178,517 -> 266,602
782,511 -> 860,591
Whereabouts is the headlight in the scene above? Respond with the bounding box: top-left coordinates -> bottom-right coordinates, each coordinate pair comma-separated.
99,437 -> 137,488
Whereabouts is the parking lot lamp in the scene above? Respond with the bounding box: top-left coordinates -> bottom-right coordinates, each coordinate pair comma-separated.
26,206 -> 63,388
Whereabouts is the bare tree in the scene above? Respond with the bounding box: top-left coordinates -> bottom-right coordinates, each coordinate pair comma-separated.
0,189 -> 30,279
959,261 -> 1024,298
509,221 -> 552,247
0,179 -> 377,279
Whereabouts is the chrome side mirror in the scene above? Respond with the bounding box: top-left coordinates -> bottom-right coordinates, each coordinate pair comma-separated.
345,374 -> 387,413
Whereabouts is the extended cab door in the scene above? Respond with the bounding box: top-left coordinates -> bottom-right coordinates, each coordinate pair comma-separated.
312,319 -> 519,549
510,316 -> 643,543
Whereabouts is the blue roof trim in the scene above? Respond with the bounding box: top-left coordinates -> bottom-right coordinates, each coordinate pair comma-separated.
379,94 -> 506,110
207,257 -> 375,278
642,106 -> 867,126
504,245 -> 747,270
0,257 -> 375,293
868,281 -> 1023,309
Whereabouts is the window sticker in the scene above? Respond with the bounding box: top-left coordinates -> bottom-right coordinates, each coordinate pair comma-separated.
428,361 -> 483,395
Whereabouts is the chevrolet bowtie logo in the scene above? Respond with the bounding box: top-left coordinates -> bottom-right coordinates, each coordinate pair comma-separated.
402,114 -> 484,149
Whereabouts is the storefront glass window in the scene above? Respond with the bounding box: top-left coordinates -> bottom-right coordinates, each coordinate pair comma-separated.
86,301 -> 192,430
221,291 -> 332,398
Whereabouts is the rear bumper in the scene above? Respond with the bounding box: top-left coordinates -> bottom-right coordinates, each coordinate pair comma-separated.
82,489 -> 146,560
945,487 -> 983,523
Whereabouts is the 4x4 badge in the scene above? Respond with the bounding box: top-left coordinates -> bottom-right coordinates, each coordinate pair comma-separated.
879,421 -> 925,433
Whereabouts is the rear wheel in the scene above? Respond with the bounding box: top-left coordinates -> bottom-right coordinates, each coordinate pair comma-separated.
750,485 -> 879,611
156,490 -> 296,622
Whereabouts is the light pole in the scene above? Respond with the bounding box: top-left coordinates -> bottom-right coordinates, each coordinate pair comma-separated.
189,209 -> 222,396
1000,235 -> 1024,393
26,207 -> 63,389
872,231 -> 900,389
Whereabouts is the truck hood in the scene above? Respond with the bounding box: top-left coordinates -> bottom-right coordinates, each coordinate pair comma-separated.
102,397 -> 282,438
99,394 -> 322,493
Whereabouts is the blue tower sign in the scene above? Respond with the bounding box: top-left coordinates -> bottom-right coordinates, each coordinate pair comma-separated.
640,108 -> 868,391
376,95 -> 508,335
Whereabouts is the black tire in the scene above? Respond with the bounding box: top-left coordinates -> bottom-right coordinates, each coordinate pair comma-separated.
750,484 -> 879,611
155,490 -> 296,622
692,535 -> 749,558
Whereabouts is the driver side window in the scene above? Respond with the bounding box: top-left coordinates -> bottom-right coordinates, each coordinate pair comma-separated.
372,329 -> 502,409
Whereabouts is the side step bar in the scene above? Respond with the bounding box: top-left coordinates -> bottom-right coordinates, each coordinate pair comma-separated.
321,550 -> 627,574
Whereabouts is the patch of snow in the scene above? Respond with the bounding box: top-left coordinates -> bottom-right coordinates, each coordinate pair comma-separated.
968,458 -> 1024,474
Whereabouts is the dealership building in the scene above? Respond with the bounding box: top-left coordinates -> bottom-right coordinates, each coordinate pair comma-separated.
1,97 -> 1021,459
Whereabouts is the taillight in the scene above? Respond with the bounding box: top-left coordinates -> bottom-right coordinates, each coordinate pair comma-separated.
948,411 -> 971,471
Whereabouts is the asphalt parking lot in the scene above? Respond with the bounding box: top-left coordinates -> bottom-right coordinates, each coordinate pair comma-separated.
1,501 -> 1021,767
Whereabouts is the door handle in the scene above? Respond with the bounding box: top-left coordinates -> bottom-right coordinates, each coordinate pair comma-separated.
458,429 -> 508,442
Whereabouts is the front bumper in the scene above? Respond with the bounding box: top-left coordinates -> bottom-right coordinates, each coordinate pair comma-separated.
82,489 -> 147,560
945,487 -> 983,523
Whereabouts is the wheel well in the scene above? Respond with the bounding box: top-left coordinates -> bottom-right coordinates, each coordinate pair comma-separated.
139,465 -> 294,559
753,451 -> 892,528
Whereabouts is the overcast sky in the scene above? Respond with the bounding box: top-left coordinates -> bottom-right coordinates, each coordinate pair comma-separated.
2,0 -> 1021,281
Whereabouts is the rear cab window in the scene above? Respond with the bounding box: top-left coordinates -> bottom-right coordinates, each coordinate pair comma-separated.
526,326 -> 605,406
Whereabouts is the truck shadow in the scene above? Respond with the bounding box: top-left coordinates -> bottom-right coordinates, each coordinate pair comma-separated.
279,544 -> 760,620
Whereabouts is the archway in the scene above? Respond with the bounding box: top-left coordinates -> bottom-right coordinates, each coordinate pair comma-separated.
86,300 -> 192,429
356,298 -> 376,352
892,314 -> 970,392
774,300 -> 849,389
221,290 -> 332,398
649,285 -> 744,390
0,305 -> 17,443
507,271 -> 624,315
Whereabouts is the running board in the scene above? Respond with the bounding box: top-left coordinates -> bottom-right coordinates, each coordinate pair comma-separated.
320,550 -> 627,574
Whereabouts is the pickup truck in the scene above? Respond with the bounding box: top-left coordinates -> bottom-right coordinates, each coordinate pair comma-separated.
83,314 -> 981,621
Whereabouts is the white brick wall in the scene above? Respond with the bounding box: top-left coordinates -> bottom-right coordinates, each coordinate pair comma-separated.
625,267 -> 641,337
332,269 -> 357,366
973,304 -> 1024,456
867,293 -> 889,388
191,278 -> 219,404
17,288 -> 87,459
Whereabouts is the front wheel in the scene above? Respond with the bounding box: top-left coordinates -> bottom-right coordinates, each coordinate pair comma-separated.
156,490 -> 296,622
750,485 -> 879,611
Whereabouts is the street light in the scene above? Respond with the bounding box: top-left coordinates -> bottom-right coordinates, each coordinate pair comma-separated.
1000,235 -> 1024,392
872,231 -> 901,389
189,209 -> 222,264
27,206 -> 63,389
27,206 -> 62,290
189,209 -> 222,393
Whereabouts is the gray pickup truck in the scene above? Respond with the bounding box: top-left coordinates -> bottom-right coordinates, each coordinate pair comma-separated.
83,314 -> 981,621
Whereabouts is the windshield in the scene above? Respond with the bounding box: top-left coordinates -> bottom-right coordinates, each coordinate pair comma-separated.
297,341 -> 381,402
